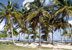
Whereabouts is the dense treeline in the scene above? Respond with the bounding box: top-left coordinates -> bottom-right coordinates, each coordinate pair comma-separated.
0,0 -> 72,45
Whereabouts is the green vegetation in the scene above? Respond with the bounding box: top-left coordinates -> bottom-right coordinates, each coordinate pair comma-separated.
0,0 -> 72,47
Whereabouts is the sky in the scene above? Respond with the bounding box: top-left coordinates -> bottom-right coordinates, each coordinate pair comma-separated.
0,0 -> 72,41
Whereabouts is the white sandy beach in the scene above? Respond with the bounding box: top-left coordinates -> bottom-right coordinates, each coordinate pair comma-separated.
15,42 -> 72,49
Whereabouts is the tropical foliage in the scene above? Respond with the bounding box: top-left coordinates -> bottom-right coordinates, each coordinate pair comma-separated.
0,0 -> 72,46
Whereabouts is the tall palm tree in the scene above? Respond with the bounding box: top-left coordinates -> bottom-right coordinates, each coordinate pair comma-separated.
53,0 -> 72,21
40,18 -> 52,43
24,0 -> 52,46
26,8 -> 51,46
0,0 -> 23,44
50,0 -> 72,42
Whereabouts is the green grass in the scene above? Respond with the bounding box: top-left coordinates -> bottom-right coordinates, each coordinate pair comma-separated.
0,44 -> 36,50
0,44 -> 71,50
0,44 -> 52,50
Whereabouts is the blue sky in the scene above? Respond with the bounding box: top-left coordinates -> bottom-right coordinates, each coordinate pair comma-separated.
0,0 -> 72,41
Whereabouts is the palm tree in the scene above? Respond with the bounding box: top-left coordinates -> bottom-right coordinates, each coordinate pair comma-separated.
50,0 -> 72,42
24,0 -> 52,46
26,8 -> 51,46
29,24 -> 37,42
53,0 -> 72,21
40,19 -> 52,43
0,0 -> 23,44
46,0 -> 72,44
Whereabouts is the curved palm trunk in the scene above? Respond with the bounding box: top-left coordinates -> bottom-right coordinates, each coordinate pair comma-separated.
11,23 -> 15,44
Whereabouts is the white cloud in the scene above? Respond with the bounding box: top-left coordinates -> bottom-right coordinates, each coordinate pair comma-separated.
44,0 -> 52,5
22,0 -> 51,5
22,0 -> 51,9
68,20 -> 72,25
22,0 -> 34,10
22,0 -> 34,6
0,21 -> 5,31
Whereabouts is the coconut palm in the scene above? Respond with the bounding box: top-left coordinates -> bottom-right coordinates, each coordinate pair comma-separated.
0,0 -> 23,44
50,0 -> 72,42
40,16 -> 52,43
24,0 -> 52,46
53,0 -> 72,21
47,0 -> 72,43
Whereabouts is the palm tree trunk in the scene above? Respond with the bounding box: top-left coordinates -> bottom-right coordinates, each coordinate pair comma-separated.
28,33 -> 30,44
18,33 -> 20,41
60,33 -> 62,43
52,31 -> 53,45
33,33 -> 36,42
39,26 -> 41,46
11,22 -> 15,44
61,36 -> 62,43
68,24 -> 72,45
71,35 -> 72,45
33,28 -> 37,42
59,29 -> 62,43
33,36 -> 35,42
64,36 -> 66,44
47,33 -> 50,44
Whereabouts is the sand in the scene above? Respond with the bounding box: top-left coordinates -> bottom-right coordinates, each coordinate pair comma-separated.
0,40 -> 72,49
15,43 -> 72,49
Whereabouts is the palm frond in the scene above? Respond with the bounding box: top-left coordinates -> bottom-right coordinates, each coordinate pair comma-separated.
55,6 -> 67,15
0,15 -> 5,23
26,11 -> 39,22
0,8 -> 4,11
42,10 -> 51,17
0,3 -> 7,9
11,3 -> 19,9
13,28 -> 19,36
